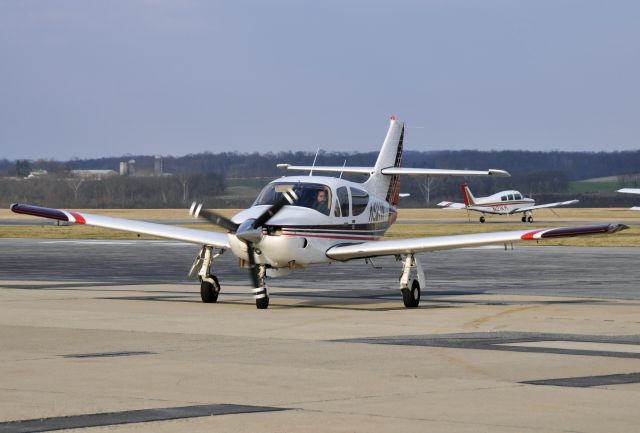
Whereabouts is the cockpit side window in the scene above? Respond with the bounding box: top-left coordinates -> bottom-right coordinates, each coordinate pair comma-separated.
501,196 -> 507,201
337,186 -> 349,217
515,193 -> 522,200
508,194 -> 514,201
350,187 -> 369,216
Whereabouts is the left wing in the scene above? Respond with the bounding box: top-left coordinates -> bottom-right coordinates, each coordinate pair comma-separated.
326,223 -> 628,260
509,199 -> 579,214
10,203 -> 230,248
277,164 -> 511,178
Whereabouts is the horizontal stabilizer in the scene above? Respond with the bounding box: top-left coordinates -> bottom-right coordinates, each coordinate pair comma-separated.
381,168 -> 510,177
437,201 -> 466,209
618,188 -> 640,195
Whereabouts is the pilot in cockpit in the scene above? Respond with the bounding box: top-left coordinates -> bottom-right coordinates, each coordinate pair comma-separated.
312,189 -> 330,215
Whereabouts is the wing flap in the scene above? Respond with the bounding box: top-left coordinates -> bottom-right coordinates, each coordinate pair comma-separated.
325,223 -> 628,260
10,203 -> 230,248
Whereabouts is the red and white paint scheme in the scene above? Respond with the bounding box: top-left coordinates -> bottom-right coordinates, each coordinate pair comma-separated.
10,117 -> 627,309
438,183 -> 579,223
618,188 -> 640,211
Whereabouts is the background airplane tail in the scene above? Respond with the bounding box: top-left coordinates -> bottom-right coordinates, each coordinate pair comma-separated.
461,183 -> 476,206
363,116 -> 404,205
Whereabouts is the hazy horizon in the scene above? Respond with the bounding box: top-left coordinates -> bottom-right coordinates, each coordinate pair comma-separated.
2,0 -> 639,160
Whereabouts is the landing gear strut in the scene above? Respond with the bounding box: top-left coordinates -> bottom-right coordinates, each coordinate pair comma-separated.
190,246 -> 223,303
399,254 -> 425,308
252,265 -> 269,309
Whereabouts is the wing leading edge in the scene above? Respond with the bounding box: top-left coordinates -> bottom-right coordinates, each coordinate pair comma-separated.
510,199 -> 579,214
325,223 -> 628,261
10,203 -> 230,248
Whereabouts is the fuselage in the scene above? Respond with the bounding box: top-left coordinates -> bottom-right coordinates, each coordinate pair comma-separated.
469,190 -> 534,214
227,176 -> 396,267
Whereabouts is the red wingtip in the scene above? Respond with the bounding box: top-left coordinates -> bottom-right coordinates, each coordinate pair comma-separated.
390,115 -> 396,121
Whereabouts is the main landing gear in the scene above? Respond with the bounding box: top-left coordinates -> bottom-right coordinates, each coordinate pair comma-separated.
479,215 -> 486,223
521,212 -> 533,223
190,246 -> 223,303
398,254 -> 425,308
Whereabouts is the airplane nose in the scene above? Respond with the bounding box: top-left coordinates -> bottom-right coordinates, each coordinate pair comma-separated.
235,218 -> 263,244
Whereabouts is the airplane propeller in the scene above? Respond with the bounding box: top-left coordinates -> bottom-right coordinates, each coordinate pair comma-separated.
189,189 -> 298,290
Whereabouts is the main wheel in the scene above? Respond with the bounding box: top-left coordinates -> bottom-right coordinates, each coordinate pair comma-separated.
527,215 -> 533,223
402,279 -> 421,308
256,294 -> 270,309
521,216 -> 526,223
200,275 -> 220,303
479,216 -> 486,223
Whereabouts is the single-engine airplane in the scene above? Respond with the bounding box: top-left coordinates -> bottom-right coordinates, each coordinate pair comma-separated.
618,188 -> 640,210
10,117 -> 627,309
438,183 -> 579,223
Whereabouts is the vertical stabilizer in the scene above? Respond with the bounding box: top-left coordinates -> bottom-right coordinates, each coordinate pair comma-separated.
461,183 -> 476,206
364,116 -> 404,204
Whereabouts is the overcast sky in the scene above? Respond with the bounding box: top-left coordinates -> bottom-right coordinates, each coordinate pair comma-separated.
1,0 -> 639,160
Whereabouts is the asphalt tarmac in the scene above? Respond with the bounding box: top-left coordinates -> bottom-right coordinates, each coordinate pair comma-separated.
1,238 -> 640,432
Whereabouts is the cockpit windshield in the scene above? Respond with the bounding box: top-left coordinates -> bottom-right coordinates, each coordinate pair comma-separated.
254,182 -> 332,216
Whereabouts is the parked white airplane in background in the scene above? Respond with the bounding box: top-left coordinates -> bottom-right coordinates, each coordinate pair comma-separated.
10,117 -> 627,309
438,183 -> 579,223
617,188 -> 640,210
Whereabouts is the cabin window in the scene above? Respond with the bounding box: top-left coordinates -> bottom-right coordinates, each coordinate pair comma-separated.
508,194 -> 514,201
515,193 -> 522,200
254,182 -> 331,216
350,187 -> 369,216
337,186 -> 350,217
501,196 -> 507,201
334,199 -> 341,217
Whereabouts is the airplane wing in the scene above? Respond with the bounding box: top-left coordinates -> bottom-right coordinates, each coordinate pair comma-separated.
325,223 -> 628,260
10,203 -> 230,248
277,164 -> 510,177
618,188 -> 640,194
509,199 -> 579,214
436,201 -> 466,209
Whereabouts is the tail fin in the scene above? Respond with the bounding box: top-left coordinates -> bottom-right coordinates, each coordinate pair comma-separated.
363,116 -> 404,205
460,183 -> 476,206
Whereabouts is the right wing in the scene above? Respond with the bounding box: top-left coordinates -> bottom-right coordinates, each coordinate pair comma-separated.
509,199 -> 579,214
326,223 -> 628,260
277,164 -> 511,178
10,203 -> 230,248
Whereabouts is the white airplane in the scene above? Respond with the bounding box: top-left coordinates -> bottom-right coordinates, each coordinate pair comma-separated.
617,188 -> 640,210
438,183 -> 579,223
10,117 -> 627,309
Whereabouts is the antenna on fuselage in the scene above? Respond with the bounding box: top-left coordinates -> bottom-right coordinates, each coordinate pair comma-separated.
339,159 -> 347,179
309,148 -> 320,176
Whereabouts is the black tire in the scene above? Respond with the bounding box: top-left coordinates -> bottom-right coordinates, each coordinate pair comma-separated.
402,279 -> 421,308
256,294 -> 269,309
527,215 -> 533,223
200,275 -> 220,303
521,216 -> 526,223
479,216 -> 486,223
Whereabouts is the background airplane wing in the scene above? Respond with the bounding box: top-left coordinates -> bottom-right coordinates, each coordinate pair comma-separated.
509,199 -> 579,214
325,223 -> 627,260
10,203 -> 230,248
618,188 -> 640,194
436,201 -> 466,209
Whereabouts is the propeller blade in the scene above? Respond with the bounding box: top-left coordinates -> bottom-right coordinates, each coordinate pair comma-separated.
246,242 -> 260,288
251,189 -> 298,229
190,202 -> 239,232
